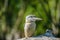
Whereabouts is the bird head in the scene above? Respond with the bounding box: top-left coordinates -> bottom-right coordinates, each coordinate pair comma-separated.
46,29 -> 52,33
26,15 -> 42,22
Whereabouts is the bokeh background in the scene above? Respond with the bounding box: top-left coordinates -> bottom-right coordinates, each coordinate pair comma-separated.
0,0 -> 60,40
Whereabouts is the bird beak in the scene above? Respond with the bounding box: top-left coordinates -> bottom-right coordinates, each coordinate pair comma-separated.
34,18 -> 42,20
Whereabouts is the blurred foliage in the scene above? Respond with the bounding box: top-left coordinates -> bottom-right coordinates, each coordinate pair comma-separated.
0,0 -> 60,40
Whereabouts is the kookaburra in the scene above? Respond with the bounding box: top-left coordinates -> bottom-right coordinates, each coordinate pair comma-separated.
24,15 -> 42,38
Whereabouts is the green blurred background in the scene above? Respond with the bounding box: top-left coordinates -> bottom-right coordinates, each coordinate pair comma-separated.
0,0 -> 60,40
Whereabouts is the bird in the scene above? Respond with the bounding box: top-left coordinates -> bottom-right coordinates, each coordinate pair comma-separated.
24,15 -> 42,38
37,29 -> 55,38
43,29 -> 55,37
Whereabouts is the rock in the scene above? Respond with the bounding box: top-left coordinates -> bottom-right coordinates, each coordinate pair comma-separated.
17,37 -> 60,40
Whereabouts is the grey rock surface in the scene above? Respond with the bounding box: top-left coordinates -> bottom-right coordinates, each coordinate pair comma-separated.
17,37 -> 60,40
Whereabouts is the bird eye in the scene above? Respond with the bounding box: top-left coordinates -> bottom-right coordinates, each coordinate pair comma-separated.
30,16 -> 32,18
